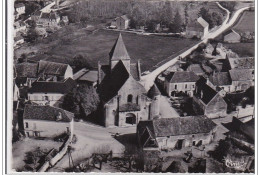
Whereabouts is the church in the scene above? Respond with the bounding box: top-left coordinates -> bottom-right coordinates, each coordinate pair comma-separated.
97,33 -> 160,127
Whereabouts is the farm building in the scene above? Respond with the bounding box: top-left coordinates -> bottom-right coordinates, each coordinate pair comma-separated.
22,104 -> 74,138
164,71 -> 199,97
208,72 -> 232,93
137,116 -> 217,151
111,15 -> 130,30
186,17 -> 209,39
229,69 -> 253,92
224,30 -> 241,43
193,78 -> 228,118
73,68 -> 98,86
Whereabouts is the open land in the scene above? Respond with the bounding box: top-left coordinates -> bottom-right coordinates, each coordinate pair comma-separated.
233,11 -> 254,33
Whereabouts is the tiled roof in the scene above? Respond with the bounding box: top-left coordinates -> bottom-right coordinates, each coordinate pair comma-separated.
153,116 -> 216,137
229,69 -> 253,81
28,77 -> 76,93
109,33 -> 131,61
209,72 -> 232,86
166,71 -> 199,83
15,63 -> 38,78
74,68 -> 98,82
130,63 -> 140,81
119,103 -> 141,112
195,78 -> 218,104
23,104 -> 74,122
38,60 -> 69,77
228,57 -> 254,69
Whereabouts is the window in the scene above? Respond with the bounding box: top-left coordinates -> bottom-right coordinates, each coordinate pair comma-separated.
185,84 -> 187,89
26,132 -> 30,137
192,141 -> 196,146
175,85 -> 177,89
127,94 -> 133,103
25,122 -> 28,128
34,131 -> 39,137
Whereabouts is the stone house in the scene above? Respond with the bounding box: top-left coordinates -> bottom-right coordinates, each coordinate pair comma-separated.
224,29 -> 241,43
229,69 -> 253,92
97,34 -> 153,127
22,104 -> 74,138
186,17 -> 209,39
164,71 -> 199,97
193,78 -> 228,118
208,72 -> 232,93
14,3 -> 25,16
28,77 -> 76,107
113,15 -> 130,30
137,116 -> 217,151
37,11 -> 60,28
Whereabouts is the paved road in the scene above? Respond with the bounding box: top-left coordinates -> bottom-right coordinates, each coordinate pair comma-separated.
140,3 -> 251,91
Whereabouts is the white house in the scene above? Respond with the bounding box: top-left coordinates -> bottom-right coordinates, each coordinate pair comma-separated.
186,17 -> 209,39
28,78 -> 76,107
14,3 -> 25,16
22,104 -> 74,138
111,15 -> 130,30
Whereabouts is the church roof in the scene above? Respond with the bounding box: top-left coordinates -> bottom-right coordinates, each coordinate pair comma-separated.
109,33 -> 131,61
147,84 -> 161,99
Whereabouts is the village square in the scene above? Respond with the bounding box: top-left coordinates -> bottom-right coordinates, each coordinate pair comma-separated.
12,0 -> 254,173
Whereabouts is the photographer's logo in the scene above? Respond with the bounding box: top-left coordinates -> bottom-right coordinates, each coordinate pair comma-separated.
223,157 -> 246,170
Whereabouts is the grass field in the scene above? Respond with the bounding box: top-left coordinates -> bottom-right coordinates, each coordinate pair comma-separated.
15,26 -> 198,71
233,11 -> 254,33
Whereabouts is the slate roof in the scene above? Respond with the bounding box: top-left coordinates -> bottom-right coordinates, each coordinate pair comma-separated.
119,103 -> 141,112
195,78 -> 218,104
147,84 -> 161,99
209,72 -> 232,86
166,71 -> 199,83
38,60 -> 69,77
28,77 -> 76,93
187,64 -> 205,75
109,33 -> 131,61
15,63 -> 38,78
130,63 -> 140,81
228,57 -> 254,69
99,60 -> 130,102
229,69 -> 253,81
23,104 -> 74,122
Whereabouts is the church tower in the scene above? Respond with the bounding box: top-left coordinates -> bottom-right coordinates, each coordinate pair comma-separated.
109,33 -> 131,72
147,84 -> 161,120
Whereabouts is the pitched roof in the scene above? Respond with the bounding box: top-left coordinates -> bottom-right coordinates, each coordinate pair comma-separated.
120,15 -> 129,21
228,57 -> 254,69
229,69 -> 253,81
28,77 -> 76,93
187,64 -> 205,75
147,84 -> 161,99
23,104 -> 74,122
195,78 -> 218,104
130,63 -> 140,81
73,68 -> 98,82
15,3 -> 25,8
224,29 -> 241,38
109,33 -> 131,61
209,72 -> 232,86
139,116 -> 216,138
197,17 -> 209,28
166,71 -> 199,83
14,36 -> 24,42
186,20 -> 204,31
15,63 -> 38,78
99,60 -> 130,102
38,60 -> 69,77
33,10 -> 42,16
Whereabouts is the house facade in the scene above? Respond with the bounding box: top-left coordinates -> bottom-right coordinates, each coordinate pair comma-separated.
22,104 -> 74,138
14,3 -> 25,16
97,34 -> 153,127
137,116 -> 217,151
186,17 -> 209,39
28,78 -> 76,107
193,79 -> 228,118
164,71 -> 199,97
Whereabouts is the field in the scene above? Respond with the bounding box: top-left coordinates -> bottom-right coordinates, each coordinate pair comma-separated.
233,11 -> 255,33
223,42 -> 254,57
15,27 -> 198,71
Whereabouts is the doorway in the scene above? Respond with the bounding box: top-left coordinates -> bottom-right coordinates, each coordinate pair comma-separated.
125,113 -> 136,125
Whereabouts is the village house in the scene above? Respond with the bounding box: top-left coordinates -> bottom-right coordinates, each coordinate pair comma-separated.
186,17 -> 209,39
37,11 -> 61,28
137,116 -> 217,151
14,3 -> 25,16
97,33 -> 155,127
193,78 -> 228,118
73,68 -> 98,87
186,64 -> 205,76
111,15 -> 130,30
224,29 -> 241,43
164,71 -> 199,97
207,72 -> 232,93
22,104 -> 74,138
229,69 -> 253,92
28,77 -> 76,107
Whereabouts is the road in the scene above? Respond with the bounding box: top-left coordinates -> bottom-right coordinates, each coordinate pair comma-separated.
140,3 -> 251,91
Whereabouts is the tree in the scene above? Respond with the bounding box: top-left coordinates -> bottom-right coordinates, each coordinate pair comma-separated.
25,2 -> 41,16
26,28 -> 38,43
220,2 -> 237,12
169,10 -> 182,33
72,54 -> 92,73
